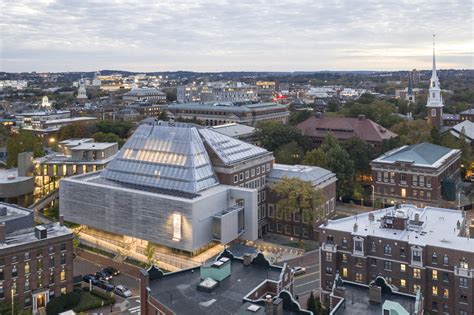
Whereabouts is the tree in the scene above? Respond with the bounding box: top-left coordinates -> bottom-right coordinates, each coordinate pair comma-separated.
255,121 -> 309,152
430,127 -> 442,145
303,134 -> 355,198
390,120 -> 432,145
274,141 -> 304,165
93,132 -> 124,147
271,177 -> 323,242
343,137 -> 374,180
307,291 -> 316,313
289,110 -> 312,125
144,242 -> 156,268
6,131 -> 44,167
158,111 -> 169,121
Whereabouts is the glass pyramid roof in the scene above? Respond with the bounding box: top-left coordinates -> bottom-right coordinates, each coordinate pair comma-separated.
199,128 -> 269,165
101,122 -> 219,193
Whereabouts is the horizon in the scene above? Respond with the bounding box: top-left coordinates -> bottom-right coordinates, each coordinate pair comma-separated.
1,0 -> 473,73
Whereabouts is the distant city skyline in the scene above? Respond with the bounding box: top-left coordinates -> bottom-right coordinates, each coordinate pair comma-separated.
1,0 -> 473,73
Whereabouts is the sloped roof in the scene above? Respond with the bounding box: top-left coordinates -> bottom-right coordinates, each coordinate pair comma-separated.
296,116 -> 397,143
450,120 -> 474,141
373,142 -> 459,167
199,128 -> 269,165
101,122 -> 218,193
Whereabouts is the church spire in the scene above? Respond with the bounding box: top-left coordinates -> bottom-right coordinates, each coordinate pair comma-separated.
431,34 -> 438,81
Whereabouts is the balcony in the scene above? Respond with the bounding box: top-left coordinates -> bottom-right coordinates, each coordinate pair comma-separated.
454,267 -> 474,278
321,242 -> 337,253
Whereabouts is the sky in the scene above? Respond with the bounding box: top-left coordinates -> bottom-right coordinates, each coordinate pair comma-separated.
1,0 -> 473,72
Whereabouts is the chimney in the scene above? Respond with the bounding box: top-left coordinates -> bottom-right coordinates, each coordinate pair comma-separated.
34,226 -> 47,240
265,295 -> 273,315
0,223 -> 6,243
369,284 -> 382,304
243,253 -> 252,266
357,114 -> 365,120
59,215 -> 64,226
139,269 -> 150,315
272,298 -> 283,315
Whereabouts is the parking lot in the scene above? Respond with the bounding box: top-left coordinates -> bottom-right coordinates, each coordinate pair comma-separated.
74,256 -> 141,313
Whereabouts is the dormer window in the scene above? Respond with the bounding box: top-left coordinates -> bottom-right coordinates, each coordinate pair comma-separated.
460,258 -> 469,269
432,252 -> 438,264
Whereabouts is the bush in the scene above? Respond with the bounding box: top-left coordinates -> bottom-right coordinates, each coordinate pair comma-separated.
91,289 -> 116,303
46,291 -> 81,315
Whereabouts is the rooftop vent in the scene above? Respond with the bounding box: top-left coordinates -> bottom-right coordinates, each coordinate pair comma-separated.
34,226 -> 47,240
358,114 -> 365,120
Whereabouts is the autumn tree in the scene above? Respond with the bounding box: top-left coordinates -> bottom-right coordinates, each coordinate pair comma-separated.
271,177 -> 323,242
390,119 -> 432,145
144,242 -> 156,268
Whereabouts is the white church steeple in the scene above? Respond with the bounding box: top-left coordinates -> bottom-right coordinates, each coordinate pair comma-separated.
426,34 -> 444,129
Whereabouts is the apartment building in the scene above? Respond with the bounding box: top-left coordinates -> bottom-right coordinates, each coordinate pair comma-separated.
0,203 -> 74,314
319,204 -> 473,315
371,142 -> 461,207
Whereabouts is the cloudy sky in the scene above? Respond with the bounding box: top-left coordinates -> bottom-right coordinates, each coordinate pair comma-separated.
1,0 -> 472,72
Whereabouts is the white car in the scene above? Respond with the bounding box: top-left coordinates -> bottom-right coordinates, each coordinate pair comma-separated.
293,266 -> 306,276
115,285 -> 132,298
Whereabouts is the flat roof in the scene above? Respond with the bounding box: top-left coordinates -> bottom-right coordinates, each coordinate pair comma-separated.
43,117 -> 97,125
0,203 -> 32,224
149,256 -> 282,315
321,205 -> 473,252
0,168 -> 31,184
211,123 -> 256,138
1,222 -> 72,249
70,142 -> 116,150
268,164 -> 336,187
58,138 -> 94,146
333,282 -> 416,315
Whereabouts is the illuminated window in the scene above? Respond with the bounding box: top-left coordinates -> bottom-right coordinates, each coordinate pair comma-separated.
60,269 -> 66,282
24,262 -> 30,274
400,264 -> 406,272
432,285 -> 438,296
432,270 -> 438,280
400,279 -> 406,288
342,268 -> 348,277
443,288 -> 449,298
460,258 -> 469,269
413,268 -> 421,279
355,273 -> 363,282
172,213 -> 182,241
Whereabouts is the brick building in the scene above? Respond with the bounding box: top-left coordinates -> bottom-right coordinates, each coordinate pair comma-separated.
296,114 -> 397,149
266,164 -> 337,241
319,204 -> 473,315
371,142 -> 461,207
0,203 -> 74,314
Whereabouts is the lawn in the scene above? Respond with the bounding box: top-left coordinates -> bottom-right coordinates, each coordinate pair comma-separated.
73,291 -> 107,313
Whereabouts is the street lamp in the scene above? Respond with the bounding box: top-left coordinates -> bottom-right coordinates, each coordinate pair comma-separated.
370,185 -> 375,209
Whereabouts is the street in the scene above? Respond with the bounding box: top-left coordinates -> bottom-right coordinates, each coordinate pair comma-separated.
74,257 -> 141,314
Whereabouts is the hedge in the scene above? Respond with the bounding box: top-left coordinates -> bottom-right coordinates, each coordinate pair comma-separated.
46,291 -> 81,315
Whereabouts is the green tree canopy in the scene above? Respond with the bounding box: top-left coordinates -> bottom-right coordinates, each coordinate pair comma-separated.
289,110 -> 312,125
255,121 -> 310,152
340,99 -> 401,128
390,119 -> 432,145
93,132 -> 124,147
271,177 -> 323,241
303,134 -> 355,198
274,141 -> 304,165
6,131 -> 44,167
343,137 -> 375,178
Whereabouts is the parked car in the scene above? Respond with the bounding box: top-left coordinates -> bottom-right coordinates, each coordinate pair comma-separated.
82,274 -> 99,285
114,285 -> 132,298
97,279 -> 115,292
292,266 -> 306,276
96,270 -> 112,281
103,266 -> 120,277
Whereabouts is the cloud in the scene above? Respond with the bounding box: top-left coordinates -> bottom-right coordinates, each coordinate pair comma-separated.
1,0 -> 472,72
